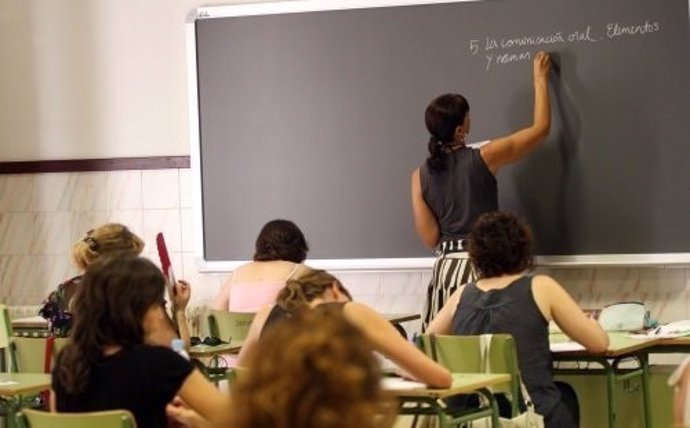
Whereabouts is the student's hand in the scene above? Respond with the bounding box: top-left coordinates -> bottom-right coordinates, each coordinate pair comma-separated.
533,51 -> 551,81
166,397 -> 211,428
171,280 -> 191,312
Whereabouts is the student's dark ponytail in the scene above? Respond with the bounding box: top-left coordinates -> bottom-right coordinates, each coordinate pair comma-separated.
424,94 -> 470,174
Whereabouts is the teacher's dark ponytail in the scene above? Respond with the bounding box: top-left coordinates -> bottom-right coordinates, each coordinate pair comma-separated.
426,135 -> 446,172
424,94 -> 470,174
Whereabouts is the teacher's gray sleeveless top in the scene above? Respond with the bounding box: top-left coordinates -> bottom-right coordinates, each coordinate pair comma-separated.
420,146 -> 497,242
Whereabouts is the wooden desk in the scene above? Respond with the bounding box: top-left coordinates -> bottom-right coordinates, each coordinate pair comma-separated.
647,335 -> 690,353
551,332 -> 659,357
9,317 -> 48,330
0,373 -> 51,396
388,373 -> 510,428
551,333 -> 658,428
189,341 -> 243,359
10,317 -> 49,338
0,373 -> 51,428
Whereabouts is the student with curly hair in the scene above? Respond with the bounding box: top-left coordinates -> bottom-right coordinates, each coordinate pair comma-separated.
427,211 -> 609,427
51,254 -> 231,428
213,219 -> 311,312
237,268 -> 452,388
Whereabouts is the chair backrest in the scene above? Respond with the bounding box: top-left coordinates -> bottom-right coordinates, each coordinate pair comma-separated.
207,310 -> 255,343
422,333 -> 521,416
16,408 -> 137,428
0,304 -> 12,371
10,336 -> 69,373
0,305 -> 11,347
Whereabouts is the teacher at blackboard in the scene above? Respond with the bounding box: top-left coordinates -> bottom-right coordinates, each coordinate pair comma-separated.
411,51 -> 552,330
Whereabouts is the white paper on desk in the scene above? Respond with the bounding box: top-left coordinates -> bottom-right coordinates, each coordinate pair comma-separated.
381,377 -> 426,390
550,342 -> 586,352
634,321 -> 690,338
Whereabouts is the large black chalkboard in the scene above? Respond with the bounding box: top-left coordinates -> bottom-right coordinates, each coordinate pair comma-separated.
188,0 -> 690,269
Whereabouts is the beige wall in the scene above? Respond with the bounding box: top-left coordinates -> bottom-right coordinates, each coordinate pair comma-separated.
0,0 -> 262,161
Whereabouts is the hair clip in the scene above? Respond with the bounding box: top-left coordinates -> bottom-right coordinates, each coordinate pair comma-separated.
83,236 -> 100,252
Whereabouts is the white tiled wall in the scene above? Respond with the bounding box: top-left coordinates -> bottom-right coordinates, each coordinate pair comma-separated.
1,169 -> 689,345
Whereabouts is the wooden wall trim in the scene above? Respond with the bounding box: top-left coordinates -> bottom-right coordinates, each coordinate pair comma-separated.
0,156 -> 190,174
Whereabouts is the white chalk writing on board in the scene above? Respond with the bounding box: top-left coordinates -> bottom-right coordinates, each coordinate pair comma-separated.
470,20 -> 661,71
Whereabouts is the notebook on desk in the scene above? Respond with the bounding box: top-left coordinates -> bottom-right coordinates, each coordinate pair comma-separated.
629,320 -> 690,339
381,377 -> 426,391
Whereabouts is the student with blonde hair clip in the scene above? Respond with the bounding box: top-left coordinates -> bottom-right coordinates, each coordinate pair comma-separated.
39,223 -> 190,344
40,223 -> 145,336
236,268 -> 452,388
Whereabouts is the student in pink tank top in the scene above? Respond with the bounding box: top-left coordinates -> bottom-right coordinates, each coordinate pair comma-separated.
212,219 -> 309,313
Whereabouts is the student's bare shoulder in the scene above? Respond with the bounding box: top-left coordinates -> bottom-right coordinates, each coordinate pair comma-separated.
292,263 -> 313,277
531,275 -> 563,294
532,274 -> 560,286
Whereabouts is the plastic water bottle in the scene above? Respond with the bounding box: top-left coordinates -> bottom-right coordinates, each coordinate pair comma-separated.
171,338 -> 189,360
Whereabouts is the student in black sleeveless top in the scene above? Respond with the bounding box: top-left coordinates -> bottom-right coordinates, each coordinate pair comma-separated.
236,268 -> 452,388
427,212 -> 609,427
411,52 -> 552,331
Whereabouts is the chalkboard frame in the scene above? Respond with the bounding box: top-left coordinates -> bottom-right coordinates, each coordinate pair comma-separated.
186,0 -> 690,272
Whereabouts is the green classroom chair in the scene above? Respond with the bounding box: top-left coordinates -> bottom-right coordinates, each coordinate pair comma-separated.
0,305 -> 12,371
421,333 -> 522,418
207,310 -> 255,343
10,336 -> 69,373
15,408 -> 137,428
4,323 -> 70,419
